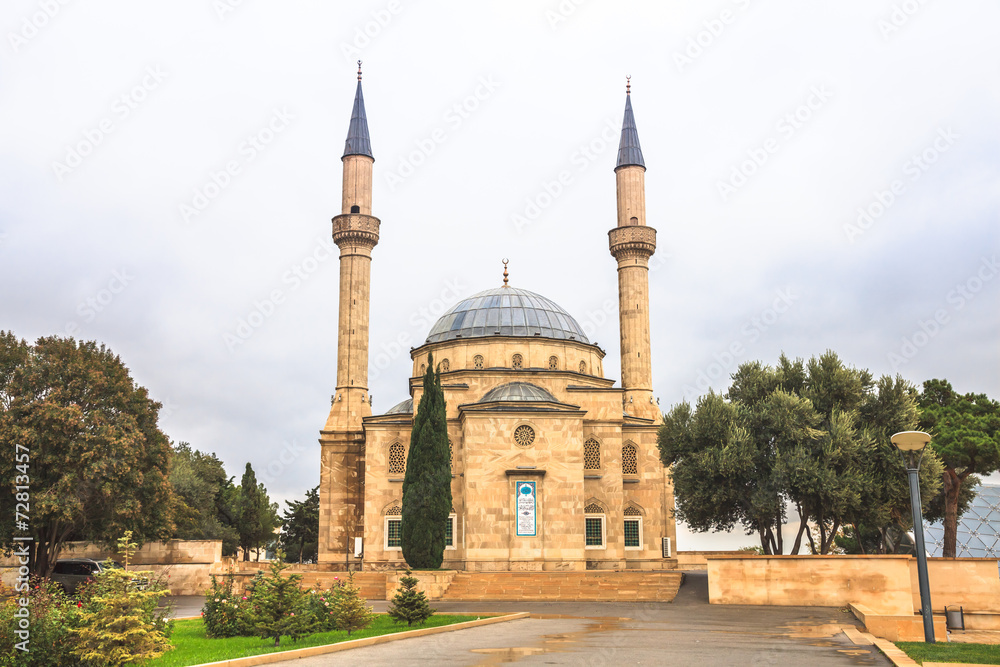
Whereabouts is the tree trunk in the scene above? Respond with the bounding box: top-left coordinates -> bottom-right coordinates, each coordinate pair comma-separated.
775,516 -> 784,555
942,467 -> 963,558
805,524 -> 817,554
854,523 -> 866,555
790,504 -> 809,555
822,520 -> 840,555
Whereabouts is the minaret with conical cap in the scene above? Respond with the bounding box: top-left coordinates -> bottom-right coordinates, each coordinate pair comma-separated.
610,78 -> 659,420
319,62 -> 379,566
326,61 -> 379,431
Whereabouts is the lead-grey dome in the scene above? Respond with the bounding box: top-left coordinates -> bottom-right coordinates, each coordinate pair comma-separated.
384,398 -> 413,415
479,382 -> 557,403
426,287 -> 589,344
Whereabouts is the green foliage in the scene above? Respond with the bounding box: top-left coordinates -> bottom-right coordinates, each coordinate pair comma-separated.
0,577 -> 81,666
0,333 -> 175,576
331,572 -> 375,636
918,378 -> 1000,557
387,569 -> 435,627
244,554 -> 317,647
170,442 -> 240,551
236,463 -> 280,562
401,353 -> 453,569
201,572 -> 253,638
70,565 -> 173,666
659,351 -> 939,554
304,579 -> 345,632
279,486 -> 319,563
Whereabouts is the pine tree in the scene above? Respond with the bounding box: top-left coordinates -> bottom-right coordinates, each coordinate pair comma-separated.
332,572 -> 375,636
401,353 -> 452,569
246,553 -> 318,647
70,532 -> 173,666
387,569 -> 435,627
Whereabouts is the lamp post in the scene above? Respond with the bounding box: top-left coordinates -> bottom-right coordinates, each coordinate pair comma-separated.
891,430 -> 935,643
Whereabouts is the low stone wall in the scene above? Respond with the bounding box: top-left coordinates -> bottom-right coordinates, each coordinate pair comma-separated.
707,555 -> 1000,615
910,558 -> 1000,613
707,555 -> 916,615
676,551 -> 741,570
0,540 -> 222,596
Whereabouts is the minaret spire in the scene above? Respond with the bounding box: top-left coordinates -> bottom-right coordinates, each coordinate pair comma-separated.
609,78 -> 658,419
343,60 -> 373,159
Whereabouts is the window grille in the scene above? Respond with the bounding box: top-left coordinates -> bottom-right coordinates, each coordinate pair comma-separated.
473,355 -> 484,369
512,354 -> 523,370
622,443 -> 638,475
584,439 -> 601,470
548,356 -> 558,370
388,443 -> 406,475
513,425 -> 535,448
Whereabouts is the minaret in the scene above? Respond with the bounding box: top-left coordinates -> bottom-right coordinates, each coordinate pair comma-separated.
319,62 -> 379,566
325,61 -> 379,431
609,78 -> 658,420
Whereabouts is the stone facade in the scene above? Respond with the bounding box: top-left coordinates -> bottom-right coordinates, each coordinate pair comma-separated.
318,76 -> 677,572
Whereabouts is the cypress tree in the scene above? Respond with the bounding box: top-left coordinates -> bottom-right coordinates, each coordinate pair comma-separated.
401,353 -> 452,569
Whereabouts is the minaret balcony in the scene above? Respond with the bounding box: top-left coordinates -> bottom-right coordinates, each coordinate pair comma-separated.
332,213 -> 380,249
609,225 -> 656,260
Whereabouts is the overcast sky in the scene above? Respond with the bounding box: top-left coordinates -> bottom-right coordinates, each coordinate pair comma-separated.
1,1 -> 997,551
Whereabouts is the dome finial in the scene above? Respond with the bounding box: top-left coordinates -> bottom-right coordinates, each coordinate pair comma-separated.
502,258 -> 509,286
626,75 -> 631,95
357,60 -> 363,82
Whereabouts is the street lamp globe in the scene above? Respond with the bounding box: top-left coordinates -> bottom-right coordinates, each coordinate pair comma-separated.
891,431 -> 932,452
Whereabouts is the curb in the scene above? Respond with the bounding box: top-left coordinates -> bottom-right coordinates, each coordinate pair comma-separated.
843,629 -> 918,666
189,612 -> 530,667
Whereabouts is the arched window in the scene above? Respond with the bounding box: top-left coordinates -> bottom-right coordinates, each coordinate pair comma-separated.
624,506 -> 642,549
512,354 -> 523,370
622,443 -> 638,476
473,355 -> 484,370
385,503 -> 402,549
579,360 -> 587,374
388,443 -> 406,475
584,503 -> 605,548
441,359 -> 450,372
420,363 -> 426,375
548,356 -> 558,370
584,439 -> 600,470
351,205 -> 361,213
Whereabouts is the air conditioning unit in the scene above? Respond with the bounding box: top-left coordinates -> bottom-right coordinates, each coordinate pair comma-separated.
661,537 -> 672,558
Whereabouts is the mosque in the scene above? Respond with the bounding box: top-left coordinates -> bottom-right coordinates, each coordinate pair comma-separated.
318,66 -> 677,572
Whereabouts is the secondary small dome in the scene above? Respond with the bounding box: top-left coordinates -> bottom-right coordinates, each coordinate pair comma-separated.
426,287 -> 589,344
384,398 -> 413,415
479,382 -> 558,403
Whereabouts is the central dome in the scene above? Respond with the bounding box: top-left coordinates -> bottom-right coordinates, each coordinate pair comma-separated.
426,286 -> 590,344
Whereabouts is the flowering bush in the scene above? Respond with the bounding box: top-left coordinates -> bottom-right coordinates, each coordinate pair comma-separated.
304,577 -> 345,632
0,578 -> 81,667
201,573 -> 253,638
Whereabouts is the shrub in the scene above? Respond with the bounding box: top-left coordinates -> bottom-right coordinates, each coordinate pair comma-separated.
304,577 -> 345,632
69,532 -> 174,666
332,573 -> 374,636
201,572 -> 253,638
0,577 -> 81,667
244,554 -> 317,647
387,569 -> 434,627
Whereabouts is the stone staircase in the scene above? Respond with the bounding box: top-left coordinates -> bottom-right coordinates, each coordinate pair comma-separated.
439,570 -> 684,602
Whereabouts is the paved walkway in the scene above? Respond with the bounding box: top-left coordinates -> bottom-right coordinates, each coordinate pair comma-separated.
262,572 -> 891,666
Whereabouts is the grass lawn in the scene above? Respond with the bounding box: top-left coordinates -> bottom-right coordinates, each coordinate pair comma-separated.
143,614 -> 478,666
896,641 -> 1000,665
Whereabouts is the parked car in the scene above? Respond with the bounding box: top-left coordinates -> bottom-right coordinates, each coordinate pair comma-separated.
51,558 -> 148,594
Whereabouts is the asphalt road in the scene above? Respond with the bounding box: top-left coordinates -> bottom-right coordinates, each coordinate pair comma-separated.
219,572 -> 892,667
